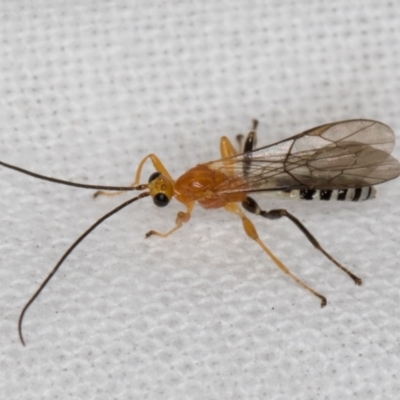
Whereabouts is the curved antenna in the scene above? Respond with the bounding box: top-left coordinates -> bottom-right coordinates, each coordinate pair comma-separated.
0,159 -> 138,191
18,191 -> 151,346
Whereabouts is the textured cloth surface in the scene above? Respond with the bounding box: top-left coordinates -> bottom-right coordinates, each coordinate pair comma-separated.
1,1 -> 400,399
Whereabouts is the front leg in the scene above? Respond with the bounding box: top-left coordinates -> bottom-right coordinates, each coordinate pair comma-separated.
146,202 -> 194,238
94,153 -> 173,198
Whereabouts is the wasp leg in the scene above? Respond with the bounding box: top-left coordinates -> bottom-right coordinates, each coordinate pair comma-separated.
241,119 -> 258,177
242,196 -> 362,285
220,136 -> 239,158
93,190 -> 131,198
235,119 -> 259,154
220,119 -> 259,176
243,119 -> 258,152
94,154 -> 173,198
224,202 -> 327,307
146,202 -> 195,238
219,136 -> 240,177
235,134 -> 244,153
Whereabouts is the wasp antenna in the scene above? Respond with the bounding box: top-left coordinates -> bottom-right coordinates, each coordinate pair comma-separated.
18,191 -> 150,346
0,159 -> 139,192
93,184 -> 148,198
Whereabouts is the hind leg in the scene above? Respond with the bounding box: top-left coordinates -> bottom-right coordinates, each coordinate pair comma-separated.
224,202 -> 327,307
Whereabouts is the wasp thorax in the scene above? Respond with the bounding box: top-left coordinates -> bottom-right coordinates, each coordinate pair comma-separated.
148,172 -> 173,207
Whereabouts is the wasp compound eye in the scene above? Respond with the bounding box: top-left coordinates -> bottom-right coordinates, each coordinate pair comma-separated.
153,192 -> 169,207
148,172 -> 162,183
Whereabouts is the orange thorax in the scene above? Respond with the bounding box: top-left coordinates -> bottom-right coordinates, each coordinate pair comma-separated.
174,165 -> 247,209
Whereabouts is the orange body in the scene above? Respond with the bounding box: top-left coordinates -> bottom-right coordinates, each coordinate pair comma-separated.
15,120 -> 383,344
174,164 -> 247,209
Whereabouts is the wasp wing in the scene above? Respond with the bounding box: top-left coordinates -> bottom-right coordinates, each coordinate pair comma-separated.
205,119 -> 400,193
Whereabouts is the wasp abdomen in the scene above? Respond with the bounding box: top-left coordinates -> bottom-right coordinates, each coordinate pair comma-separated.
297,187 -> 376,201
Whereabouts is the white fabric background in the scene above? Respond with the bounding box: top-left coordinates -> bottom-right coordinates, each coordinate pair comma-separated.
1,1 -> 399,399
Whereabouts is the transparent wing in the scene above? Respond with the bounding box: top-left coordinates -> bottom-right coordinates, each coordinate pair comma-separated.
205,119 -> 400,194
